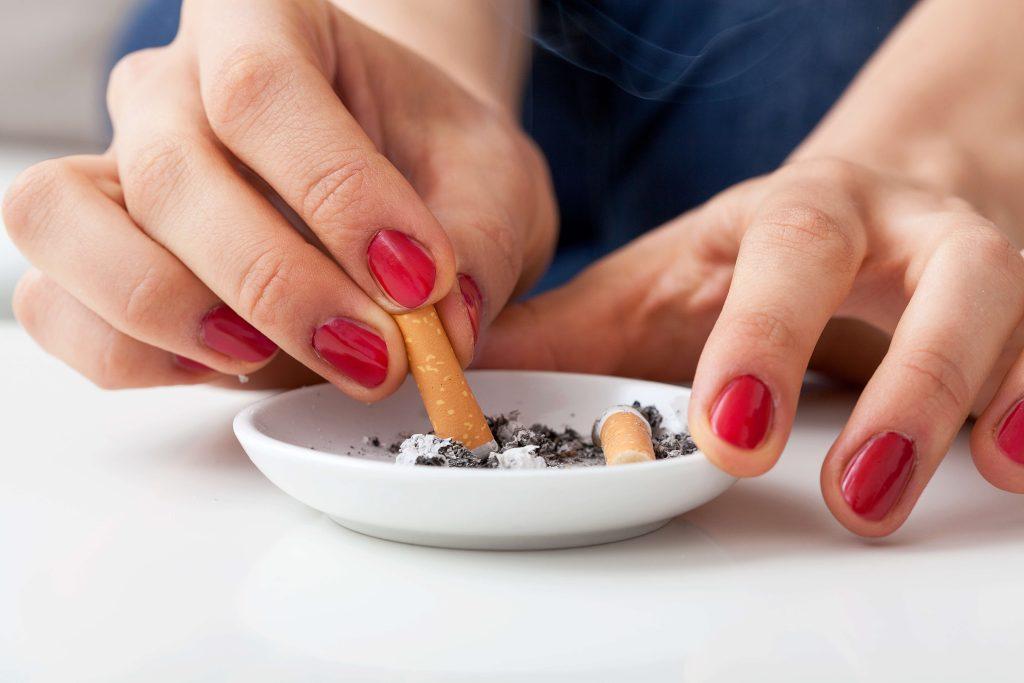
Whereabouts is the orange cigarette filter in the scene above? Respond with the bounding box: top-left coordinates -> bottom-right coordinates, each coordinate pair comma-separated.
593,406 -> 655,465
394,306 -> 496,454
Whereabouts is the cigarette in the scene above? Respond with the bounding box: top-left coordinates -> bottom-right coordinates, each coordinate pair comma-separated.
592,405 -> 655,466
394,305 -> 497,456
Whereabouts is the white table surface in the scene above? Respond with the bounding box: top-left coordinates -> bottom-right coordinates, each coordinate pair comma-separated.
2,321 -> 1022,682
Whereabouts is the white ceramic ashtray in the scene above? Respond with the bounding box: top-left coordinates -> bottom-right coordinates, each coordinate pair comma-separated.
234,371 -> 736,550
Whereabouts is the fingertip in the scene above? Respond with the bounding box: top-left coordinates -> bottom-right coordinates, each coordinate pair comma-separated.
365,229 -> 448,311
435,288 -> 476,369
819,453 -> 908,538
687,373 -> 787,478
688,416 -> 782,478
822,479 -> 912,538
311,313 -> 408,402
819,428 -> 925,538
970,419 -> 1024,493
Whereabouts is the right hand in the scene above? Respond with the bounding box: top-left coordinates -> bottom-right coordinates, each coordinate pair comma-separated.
3,0 -> 555,396
480,158 -> 1024,536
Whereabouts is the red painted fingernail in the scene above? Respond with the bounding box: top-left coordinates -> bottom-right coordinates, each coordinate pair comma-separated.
996,399 -> 1024,464
200,305 -> 277,362
458,273 -> 483,343
312,317 -> 388,388
173,355 -> 212,373
709,375 -> 773,449
841,431 -> 916,521
367,230 -> 436,309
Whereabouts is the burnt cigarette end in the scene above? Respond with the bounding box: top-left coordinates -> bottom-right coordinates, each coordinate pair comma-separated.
593,405 -> 655,466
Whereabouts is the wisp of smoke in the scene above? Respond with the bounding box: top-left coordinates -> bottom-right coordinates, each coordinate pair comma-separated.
524,0 -> 824,103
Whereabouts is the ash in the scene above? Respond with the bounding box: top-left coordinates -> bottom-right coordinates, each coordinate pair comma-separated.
382,402 -> 696,469
394,434 -> 487,468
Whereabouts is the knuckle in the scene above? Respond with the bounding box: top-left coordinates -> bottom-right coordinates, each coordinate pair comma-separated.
943,221 -> 1024,294
724,308 -> 802,357
117,265 -> 169,332
796,157 -> 863,192
108,48 -> 159,91
300,151 -> 373,226
11,271 -> 46,332
755,203 -> 860,266
205,44 -> 290,134
107,48 -> 171,115
91,331 -> 135,390
234,245 -> 294,327
2,159 -> 72,244
940,195 -> 976,214
899,346 -> 972,417
462,212 -> 521,276
963,225 -> 1020,270
121,133 -> 194,217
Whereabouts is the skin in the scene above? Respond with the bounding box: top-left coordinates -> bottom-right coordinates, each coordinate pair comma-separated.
4,0 -> 1024,537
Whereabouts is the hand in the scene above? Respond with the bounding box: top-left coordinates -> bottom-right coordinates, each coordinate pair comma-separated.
480,158 -> 1024,536
3,0 -> 555,395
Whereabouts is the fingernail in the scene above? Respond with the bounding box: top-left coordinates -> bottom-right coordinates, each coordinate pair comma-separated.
312,317 -> 388,388
367,230 -> 436,309
173,355 -> 212,373
996,399 -> 1024,464
458,273 -> 483,343
709,375 -> 773,449
841,431 -> 916,521
200,305 -> 277,362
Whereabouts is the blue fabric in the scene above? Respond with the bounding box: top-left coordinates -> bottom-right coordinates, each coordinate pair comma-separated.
113,0 -> 915,291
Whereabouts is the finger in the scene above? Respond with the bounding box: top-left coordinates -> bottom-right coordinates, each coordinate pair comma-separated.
821,225 -> 1024,536
971,335 -> 1024,494
476,239 -> 646,371
478,274 -> 635,373
428,205 -> 518,368
420,123 -> 557,364
12,270 -> 217,388
3,153 -> 277,374
192,0 -> 455,311
478,220 -> 721,376
688,181 -> 867,477
108,52 -> 404,400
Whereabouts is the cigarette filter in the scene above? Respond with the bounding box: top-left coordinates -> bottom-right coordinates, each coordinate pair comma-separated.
395,306 -> 496,455
593,405 -> 655,466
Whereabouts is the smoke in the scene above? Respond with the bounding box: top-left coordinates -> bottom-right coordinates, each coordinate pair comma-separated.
527,0 -> 823,103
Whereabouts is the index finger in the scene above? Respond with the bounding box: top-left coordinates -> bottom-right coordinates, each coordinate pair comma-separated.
688,176 -> 867,477
190,0 -> 455,311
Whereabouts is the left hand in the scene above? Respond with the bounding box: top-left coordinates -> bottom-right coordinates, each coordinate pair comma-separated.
4,0 -> 555,395
479,157 -> 1024,537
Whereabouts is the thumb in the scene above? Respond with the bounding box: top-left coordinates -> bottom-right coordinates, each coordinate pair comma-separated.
474,263 -> 634,373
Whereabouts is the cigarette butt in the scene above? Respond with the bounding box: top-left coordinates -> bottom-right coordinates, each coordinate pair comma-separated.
395,306 -> 496,455
593,406 -> 655,466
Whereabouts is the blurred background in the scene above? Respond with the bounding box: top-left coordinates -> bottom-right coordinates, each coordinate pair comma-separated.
0,0 -> 141,318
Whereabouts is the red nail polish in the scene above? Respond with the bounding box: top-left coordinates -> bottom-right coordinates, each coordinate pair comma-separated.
200,305 -> 277,362
841,431 -> 916,521
709,375 -> 773,449
312,318 -> 388,388
458,273 -> 483,343
996,399 -> 1024,464
173,355 -> 212,373
367,230 -> 436,309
